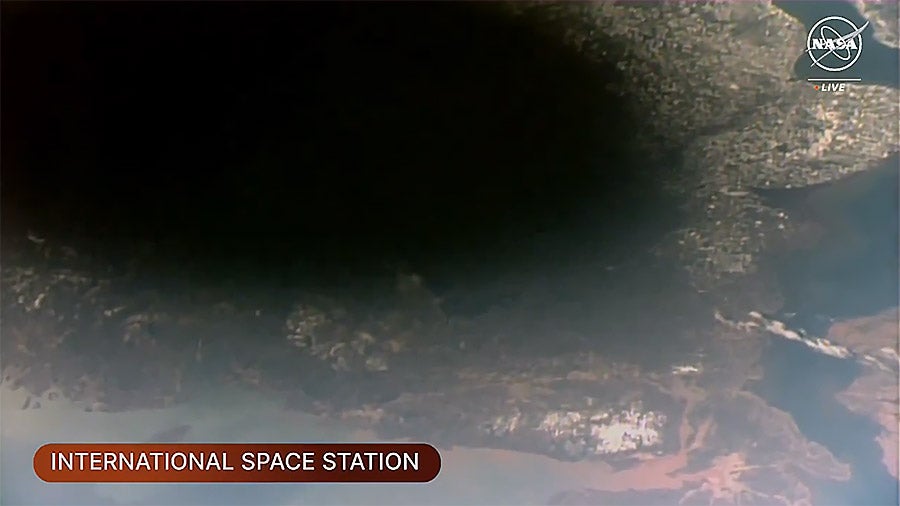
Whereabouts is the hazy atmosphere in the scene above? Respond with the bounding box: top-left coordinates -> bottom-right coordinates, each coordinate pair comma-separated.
2,2 -> 898,505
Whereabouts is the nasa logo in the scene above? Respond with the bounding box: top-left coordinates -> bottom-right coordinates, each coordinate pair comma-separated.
806,16 -> 869,73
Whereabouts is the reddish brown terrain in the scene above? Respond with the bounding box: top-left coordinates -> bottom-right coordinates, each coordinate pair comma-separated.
826,308 -> 900,480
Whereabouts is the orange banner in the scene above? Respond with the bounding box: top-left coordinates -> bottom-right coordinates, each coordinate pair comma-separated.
33,443 -> 441,483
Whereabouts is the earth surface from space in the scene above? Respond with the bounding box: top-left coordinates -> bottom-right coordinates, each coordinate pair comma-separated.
1,1 -> 898,505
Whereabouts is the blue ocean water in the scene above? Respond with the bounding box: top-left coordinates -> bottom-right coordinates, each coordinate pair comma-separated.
750,0 -> 898,480
754,151 -> 899,504
753,339 -> 898,505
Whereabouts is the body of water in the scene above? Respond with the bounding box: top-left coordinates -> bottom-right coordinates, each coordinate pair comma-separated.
752,339 -> 897,505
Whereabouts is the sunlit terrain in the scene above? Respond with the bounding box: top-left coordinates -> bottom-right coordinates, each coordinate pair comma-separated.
2,2 -> 898,505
